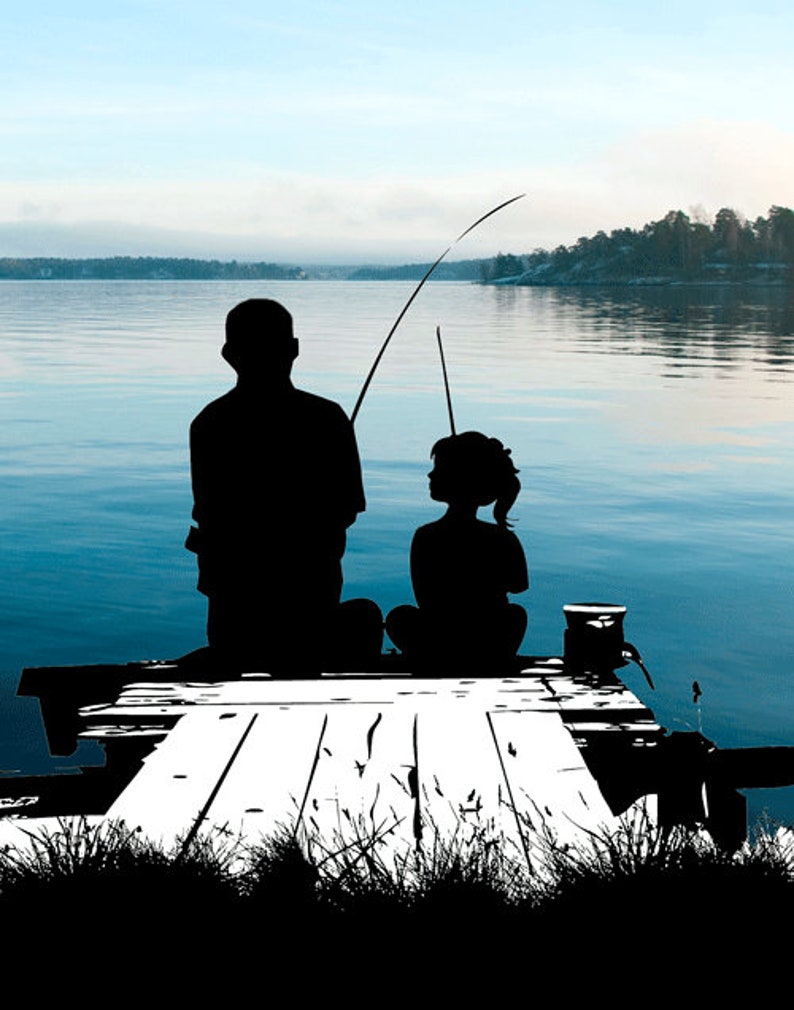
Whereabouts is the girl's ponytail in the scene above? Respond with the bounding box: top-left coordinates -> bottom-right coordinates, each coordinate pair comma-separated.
488,439 -> 520,529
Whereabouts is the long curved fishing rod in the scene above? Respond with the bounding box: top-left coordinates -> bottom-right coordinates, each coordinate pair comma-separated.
350,193 -> 525,425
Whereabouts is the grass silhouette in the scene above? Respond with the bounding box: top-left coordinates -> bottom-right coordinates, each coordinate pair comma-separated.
0,812 -> 790,991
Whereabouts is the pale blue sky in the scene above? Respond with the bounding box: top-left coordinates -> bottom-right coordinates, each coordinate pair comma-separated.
3,1 -> 793,261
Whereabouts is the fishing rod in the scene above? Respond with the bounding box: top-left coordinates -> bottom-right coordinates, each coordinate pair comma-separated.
435,325 -> 456,436
350,193 -> 525,425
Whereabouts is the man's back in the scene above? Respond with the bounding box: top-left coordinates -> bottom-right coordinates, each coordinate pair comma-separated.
190,384 -> 364,550
186,298 -> 367,672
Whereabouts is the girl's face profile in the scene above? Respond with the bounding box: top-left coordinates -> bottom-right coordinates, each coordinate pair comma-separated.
427,457 -> 451,502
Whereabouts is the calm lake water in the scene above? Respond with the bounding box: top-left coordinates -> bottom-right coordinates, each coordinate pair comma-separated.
1,280 -> 792,823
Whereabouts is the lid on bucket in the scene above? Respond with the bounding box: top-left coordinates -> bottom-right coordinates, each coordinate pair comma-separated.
563,602 -> 626,616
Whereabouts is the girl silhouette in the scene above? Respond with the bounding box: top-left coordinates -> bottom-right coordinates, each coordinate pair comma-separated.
386,431 -> 528,674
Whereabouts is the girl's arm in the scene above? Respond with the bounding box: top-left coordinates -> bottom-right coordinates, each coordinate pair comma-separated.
504,530 -> 529,594
410,525 -> 444,609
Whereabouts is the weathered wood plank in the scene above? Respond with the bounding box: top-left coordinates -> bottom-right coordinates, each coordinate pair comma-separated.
299,705 -> 420,869
106,707 -> 256,847
81,704 -> 183,723
199,706 -> 327,845
487,709 -> 624,868
410,699 -> 528,864
80,674 -> 653,732
78,725 -> 169,741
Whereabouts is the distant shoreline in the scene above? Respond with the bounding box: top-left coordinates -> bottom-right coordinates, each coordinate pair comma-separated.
1,272 -> 790,288
0,256 -> 483,282
5,205 -> 793,285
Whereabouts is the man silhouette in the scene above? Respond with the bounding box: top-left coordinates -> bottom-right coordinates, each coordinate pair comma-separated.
187,299 -> 366,675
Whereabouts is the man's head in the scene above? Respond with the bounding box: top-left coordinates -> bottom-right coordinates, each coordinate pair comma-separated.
222,299 -> 299,377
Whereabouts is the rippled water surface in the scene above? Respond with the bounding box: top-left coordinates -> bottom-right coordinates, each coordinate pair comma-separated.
1,280 -> 792,821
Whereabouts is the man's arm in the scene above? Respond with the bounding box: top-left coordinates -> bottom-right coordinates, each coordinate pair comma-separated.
333,406 -> 366,527
189,414 -> 210,528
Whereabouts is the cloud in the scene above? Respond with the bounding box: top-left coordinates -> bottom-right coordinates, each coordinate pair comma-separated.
0,176 -> 535,261
601,120 -> 794,222
1,120 -> 792,262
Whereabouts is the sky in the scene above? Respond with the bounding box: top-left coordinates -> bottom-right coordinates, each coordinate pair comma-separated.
3,0 -> 794,263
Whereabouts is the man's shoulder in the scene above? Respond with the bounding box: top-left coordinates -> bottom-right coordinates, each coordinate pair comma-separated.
190,386 -> 353,435
291,388 -> 350,421
190,390 -> 237,431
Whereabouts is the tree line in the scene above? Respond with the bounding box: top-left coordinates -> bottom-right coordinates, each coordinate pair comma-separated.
481,206 -> 794,284
0,257 -> 305,281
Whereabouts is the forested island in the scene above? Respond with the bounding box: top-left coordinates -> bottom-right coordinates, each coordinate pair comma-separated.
481,205 -> 794,285
2,206 -> 792,285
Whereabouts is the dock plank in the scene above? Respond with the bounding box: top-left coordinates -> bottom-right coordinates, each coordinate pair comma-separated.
199,706 -> 327,845
300,705 -> 419,868
79,673 -> 651,733
488,709 -> 615,840
106,707 -> 256,847
410,700 -> 526,861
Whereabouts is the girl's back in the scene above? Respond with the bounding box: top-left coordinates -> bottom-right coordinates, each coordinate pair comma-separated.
411,515 -> 527,614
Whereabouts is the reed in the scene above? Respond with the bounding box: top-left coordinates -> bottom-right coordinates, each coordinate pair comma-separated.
0,813 -> 790,984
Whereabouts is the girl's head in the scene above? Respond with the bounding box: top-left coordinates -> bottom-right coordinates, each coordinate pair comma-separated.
428,431 -> 520,528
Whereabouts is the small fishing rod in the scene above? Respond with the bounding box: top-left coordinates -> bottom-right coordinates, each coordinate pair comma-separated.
435,325 -> 456,436
350,193 -> 525,425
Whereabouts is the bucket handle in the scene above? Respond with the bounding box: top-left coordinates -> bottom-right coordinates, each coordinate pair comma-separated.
622,642 -> 655,690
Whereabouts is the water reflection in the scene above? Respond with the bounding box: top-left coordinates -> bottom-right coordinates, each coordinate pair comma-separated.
548,285 -> 794,374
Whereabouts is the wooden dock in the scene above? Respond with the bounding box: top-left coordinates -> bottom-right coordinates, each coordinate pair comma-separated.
3,657 -> 675,868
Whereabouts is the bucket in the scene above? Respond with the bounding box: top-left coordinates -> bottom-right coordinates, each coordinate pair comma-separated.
563,602 -> 629,672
